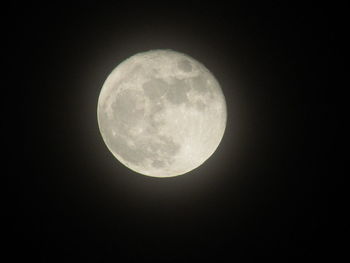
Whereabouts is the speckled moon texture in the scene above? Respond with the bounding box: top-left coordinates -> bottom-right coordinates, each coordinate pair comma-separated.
97,50 -> 226,177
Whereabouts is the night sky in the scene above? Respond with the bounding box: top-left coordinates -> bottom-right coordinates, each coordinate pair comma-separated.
8,1 -> 330,261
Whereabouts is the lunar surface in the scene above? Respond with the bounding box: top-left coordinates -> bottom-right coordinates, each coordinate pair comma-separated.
97,50 -> 227,177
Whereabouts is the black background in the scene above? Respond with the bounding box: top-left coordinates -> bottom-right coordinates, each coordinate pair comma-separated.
7,1 -> 330,261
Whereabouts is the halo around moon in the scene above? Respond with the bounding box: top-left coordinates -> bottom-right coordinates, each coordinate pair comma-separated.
97,49 -> 227,178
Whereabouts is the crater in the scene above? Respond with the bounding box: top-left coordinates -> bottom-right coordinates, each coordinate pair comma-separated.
177,59 -> 192,72
111,89 -> 145,127
195,101 -> 207,111
106,129 -> 180,168
165,78 -> 190,104
106,133 -> 148,165
143,78 -> 168,101
190,75 -> 210,94
143,77 -> 191,105
152,160 -> 165,168
156,135 -> 180,156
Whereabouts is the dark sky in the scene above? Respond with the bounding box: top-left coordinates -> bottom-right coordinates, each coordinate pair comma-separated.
7,1 -> 330,261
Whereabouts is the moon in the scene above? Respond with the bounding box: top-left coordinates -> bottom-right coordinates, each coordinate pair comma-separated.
97,49 -> 227,178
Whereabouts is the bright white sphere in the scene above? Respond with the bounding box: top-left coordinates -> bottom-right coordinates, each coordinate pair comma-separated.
97,49 -> 227,177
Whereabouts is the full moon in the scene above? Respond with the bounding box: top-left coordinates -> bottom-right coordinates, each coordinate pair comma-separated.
97,50 -> 227,178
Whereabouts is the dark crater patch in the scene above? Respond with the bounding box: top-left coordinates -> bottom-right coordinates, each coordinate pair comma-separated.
111,90 -> 145,126
156,135 -> 180,156
165,78 -> 190,104
177,59 -> 192,72
106,133 -> 147,165
190,75 -> 211,94
143,78 -> 168,101
195,101 -> 207,111
143,77 -> 190,105
104,128 -> 180,167
152,160 -> 165,168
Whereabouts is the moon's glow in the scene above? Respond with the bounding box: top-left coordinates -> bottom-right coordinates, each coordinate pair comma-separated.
97,50 -> 227,177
